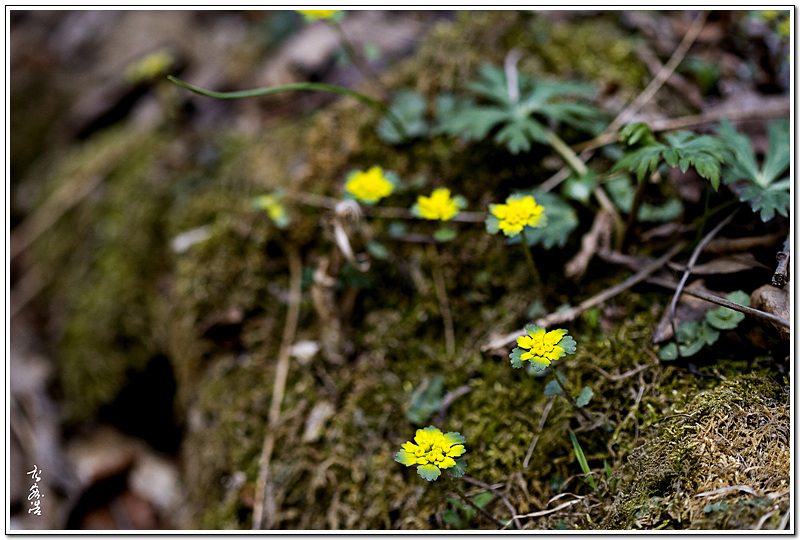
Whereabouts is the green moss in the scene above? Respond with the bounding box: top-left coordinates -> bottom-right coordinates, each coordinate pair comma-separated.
602,371 -> 789,530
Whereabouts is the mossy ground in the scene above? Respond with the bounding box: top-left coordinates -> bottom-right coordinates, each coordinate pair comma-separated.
24,11 -> 789,530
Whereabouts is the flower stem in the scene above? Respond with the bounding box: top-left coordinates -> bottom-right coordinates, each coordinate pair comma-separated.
328,19 -> 388,96
427,243 -> 456,360
167,75 -> 407,139
519,229 -> 543,301
444,474 -> 505,529
551,369 -> 594,424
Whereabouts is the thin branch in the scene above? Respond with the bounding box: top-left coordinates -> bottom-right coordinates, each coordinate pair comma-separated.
523,396 -> 555,469
574,101 -> 790,154
645,276 -> 790,329
772,234 -> 790,288
695,485 -> 758,498
444,475 -> 505,528
253,248 -> 303,530
292,192 -> 486,222
533,240 -> 687,330
483,241 -> 686,351
461,475 -> 521,530
10,174 -> 104,260
509,496 -> 584,520
613,10 -> 710,128
668,209 -> 738,357
539,10 -> 709,194
587,363 -> 653,381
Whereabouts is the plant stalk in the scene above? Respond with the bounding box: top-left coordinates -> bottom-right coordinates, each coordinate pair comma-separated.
444,474 -> 505,528
167,75 -> 407,139
328,19 -> 388,96
519,229 -> 543,301
551,369 -> 594,424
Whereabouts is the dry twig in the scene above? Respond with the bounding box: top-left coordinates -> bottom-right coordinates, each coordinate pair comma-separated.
253,248 -> 303,530
667,209 -> 738,357
483,241 -> 686,351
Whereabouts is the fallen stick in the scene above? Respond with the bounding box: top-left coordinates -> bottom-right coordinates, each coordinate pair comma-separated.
483,241 -> 686,352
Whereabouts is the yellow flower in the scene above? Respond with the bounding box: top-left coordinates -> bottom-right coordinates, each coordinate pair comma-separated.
254,194 -> 289,228
297,9 -> 341,20
416,188 -> 459,221
517,328 -> 567,365
345,166 -> 394,204
395,426 -> 466,481
489,195 -> 546,236
125,49 -> 174,83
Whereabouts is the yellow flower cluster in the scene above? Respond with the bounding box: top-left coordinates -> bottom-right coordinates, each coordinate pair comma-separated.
345,166 -> 394,204
395,426 -> 465,481
517,327 -> 568,366
489,195 -> 545,236
297,9 -> 341,20
417,188 -> 459,221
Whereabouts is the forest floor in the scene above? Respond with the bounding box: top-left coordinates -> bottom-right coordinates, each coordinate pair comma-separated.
8,9 -> 792,531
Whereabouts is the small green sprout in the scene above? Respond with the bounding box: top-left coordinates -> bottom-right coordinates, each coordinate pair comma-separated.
344,166 -> 397,204
658,290 -> 751,361
395,425 -> 467,482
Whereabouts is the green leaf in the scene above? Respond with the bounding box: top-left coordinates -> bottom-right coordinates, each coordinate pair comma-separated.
485,212 -> 500,235
705,306 -> 745,330
605,176 -> 683,222
524,323 -> 545,334
473,492 -> 494,509
559,334 -> 577,355
658,342 -> 678,361
406,376 -> 445,425
437,62 -> 600,154
544,379 -> 563,396
448,458 -> 467,478
366,241 -> 390,260
417,464 -> 441,481
705,290 -> 750,330
726,290 -> 751,307
569,429 -> 596,490
562,171 -> 597,203
510,348 -> 525,369
529,358 -> 551,372
619,122 -> 655,147
612,144 -> 666,182
377,89 -> 429,144
494,117 -> 547,154
576,386 -> 594,407
762,119 -> 790,185
614,130 -> 726,187
442,510 -> 462,527
717,118 -> 789,220
434,227 -> 458,242
438,103 -> 511,141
